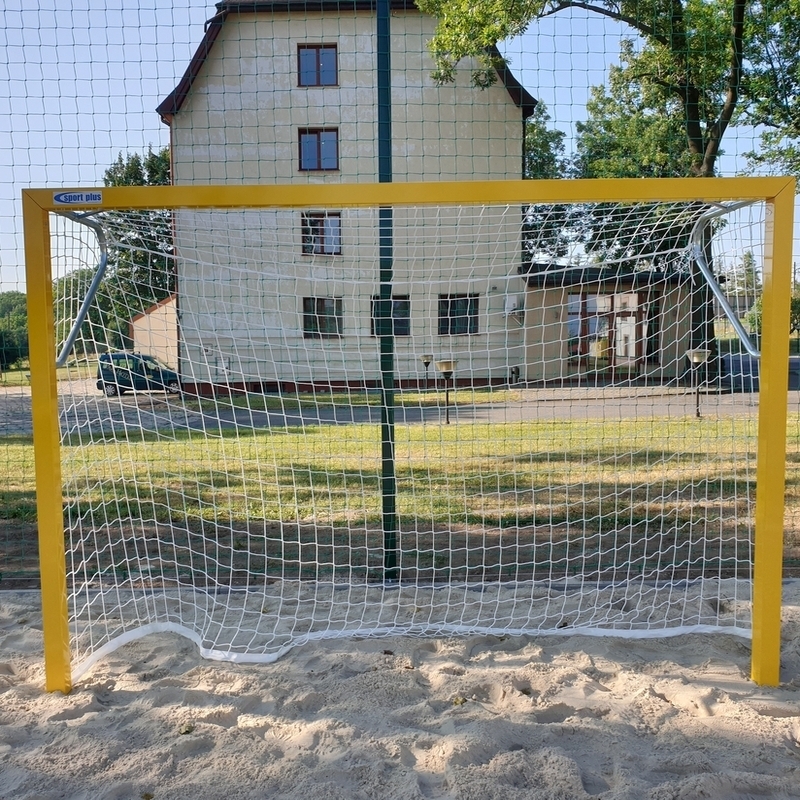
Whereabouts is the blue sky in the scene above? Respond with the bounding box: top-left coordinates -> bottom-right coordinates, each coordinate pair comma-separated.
0,1 -> 779,291
1,0 -> 209,290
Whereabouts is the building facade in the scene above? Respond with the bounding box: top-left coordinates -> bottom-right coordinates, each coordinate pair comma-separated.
158,0 -> 535,391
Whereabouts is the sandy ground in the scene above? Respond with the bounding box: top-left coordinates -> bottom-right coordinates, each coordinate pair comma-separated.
1,585 -> 800,800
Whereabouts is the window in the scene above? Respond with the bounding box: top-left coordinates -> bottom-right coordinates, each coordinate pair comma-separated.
299,129 -> 338,171
371,295 -> 411,336
438,294 -> 478,335
298,44 -> 337,86
302,212 -> 341,255
568,292 -> 660,364
303,297 -> 342,338
568,294 -> 611,359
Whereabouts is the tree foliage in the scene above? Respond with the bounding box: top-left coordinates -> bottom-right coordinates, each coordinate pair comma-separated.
568,53 -> 703,270
742,0 -> 800,176
417,0 -> 535,86
55,147 -> 173,356
524,102 -> 568,180
102,146 -> 174,304
418,0 -> 748,179
0,291 -> 29,370
746,293 -> 800,336
575,52 -> 695,180
104,147 -> 170,188
419,0 -> 800,361
723,250 -> 761,296
53,269 -> 118,356
520,75 -> 705,271
522,104 -> 576,260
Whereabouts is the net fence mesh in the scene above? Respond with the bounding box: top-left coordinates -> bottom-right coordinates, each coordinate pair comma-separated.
2,1 -> 799,677
50,197 -> 767,677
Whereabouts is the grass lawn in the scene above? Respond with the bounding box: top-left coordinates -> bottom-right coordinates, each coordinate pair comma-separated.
0,359 -> 97,387
3,412 -> 799,584
0,365 -> 30,387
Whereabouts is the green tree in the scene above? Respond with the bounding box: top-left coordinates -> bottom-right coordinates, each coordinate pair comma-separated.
53,268 -> 119,356
742,0 -> 800,176
56,147 -> 172,358
724,250 -> 761,296
0,290 -> 29,370
575,54 -> 695,181
522,103 -> 575,260
419,0 -> 747,180
524,102 -> 567,180
745,292 -> 800,337
102,146 -> 174,308
570,53 -> 701,270
419,0 -> 750,364
104,147 -> 170,187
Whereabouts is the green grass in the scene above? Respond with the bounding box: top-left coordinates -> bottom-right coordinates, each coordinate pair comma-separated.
0,359 -> 97,387
0,364 -> 30,386
0,435 -> 36,520
5,415 -> 787,528
4,413 -> 800,583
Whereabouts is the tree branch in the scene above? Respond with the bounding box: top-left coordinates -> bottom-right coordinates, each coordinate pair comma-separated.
538,1 -> 669,46
704,0 -> 747,173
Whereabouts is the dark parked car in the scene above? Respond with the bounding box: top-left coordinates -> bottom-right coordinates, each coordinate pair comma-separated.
96,352 -> 181,397
719,353 -> 800,393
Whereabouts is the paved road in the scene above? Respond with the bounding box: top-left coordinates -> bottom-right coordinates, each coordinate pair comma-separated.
1,378 -> 785,438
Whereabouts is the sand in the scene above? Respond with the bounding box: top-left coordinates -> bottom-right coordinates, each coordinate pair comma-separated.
1,584 -> 800,800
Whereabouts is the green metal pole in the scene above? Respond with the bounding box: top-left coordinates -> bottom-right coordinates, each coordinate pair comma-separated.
377,0 -> 397,581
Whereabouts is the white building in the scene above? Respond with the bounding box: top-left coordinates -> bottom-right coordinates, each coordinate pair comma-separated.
129,295 -> 179,369
157,0 -> 536,393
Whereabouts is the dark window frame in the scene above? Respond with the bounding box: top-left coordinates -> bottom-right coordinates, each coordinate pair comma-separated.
438,293 -> 479,336
567,293 -> 612,360
370,294 -> 411,337
298,44 -> 338,87
645,297 -> 661,364
303,296 -> 343,339
302,212 -> 342,255
299,128 -> 339,171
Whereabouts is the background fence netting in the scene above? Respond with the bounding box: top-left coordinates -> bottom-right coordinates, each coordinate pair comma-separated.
2,2 -> 799,683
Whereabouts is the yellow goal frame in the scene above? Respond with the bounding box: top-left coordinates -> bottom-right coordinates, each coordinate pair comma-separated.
23,176 -> 795,693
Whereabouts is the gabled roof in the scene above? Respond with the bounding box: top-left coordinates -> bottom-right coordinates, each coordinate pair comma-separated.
157,0 -> 536,122
130,294 -> 177,324
522,263 -> 684,290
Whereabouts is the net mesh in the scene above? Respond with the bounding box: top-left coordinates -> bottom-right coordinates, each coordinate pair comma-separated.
50,197 -> 766,677
3,1 -> 799,677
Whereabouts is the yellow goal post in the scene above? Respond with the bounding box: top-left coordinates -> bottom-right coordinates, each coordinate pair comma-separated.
24,176 -> 794,693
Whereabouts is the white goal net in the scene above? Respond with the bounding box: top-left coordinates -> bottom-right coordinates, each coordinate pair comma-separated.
49,195 -> 769,678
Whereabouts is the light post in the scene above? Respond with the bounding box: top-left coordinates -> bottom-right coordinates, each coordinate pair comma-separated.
686,348 -> 710,419
435,359 -> 458,424
420,354 -> 433,389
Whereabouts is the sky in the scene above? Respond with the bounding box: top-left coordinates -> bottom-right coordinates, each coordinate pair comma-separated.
0,0 -> 783,292
1,0 -> 209,290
